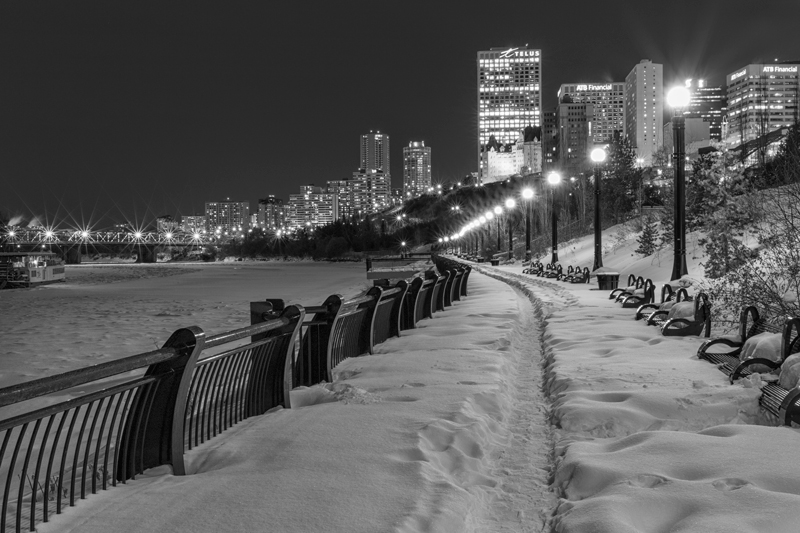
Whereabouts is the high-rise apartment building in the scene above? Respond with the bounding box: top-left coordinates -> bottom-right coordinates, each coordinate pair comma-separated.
360,131 -> 390,174
558,82 -> 625,144
724,62 -> 799,147
477,46 -> 542,182
402,141 -> 432,198
286,186 -> 339,228
542,109 -> 557,171
625,59 -> 663,164
350,172 -> 391,216
257,196 -> 286,231
683,79 -> 726,142
204,200 -> 250,237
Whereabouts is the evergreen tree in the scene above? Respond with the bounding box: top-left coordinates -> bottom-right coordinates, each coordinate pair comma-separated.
635,215 -> 658,256
600,137 -> 641,225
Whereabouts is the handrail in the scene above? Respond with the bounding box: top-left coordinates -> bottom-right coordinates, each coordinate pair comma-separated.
0,317 -> 292,409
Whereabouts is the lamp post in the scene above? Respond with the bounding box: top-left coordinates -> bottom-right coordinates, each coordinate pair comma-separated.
547,172 -> 561,264
505,198 -> 516,260
590,148 -> 607,271
492,207 -> 502,251
522,187 -> 533,261
668,86 -> 690,280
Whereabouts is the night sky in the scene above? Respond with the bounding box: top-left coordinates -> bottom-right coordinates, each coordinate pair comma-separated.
2,0 -> 798,229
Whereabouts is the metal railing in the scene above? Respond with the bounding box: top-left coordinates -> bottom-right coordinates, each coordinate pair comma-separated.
0,264 -> 472,533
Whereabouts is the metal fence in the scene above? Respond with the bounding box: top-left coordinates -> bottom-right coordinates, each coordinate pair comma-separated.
0,262 -> 471,533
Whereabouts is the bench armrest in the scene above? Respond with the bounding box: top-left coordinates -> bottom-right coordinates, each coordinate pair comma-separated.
730,358 -> 781,384
635,303 -> 659,321
697,337 -> 743,361
646,310 -> 669,326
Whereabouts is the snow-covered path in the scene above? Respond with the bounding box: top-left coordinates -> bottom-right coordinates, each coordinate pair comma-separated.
35,270 -> 560,533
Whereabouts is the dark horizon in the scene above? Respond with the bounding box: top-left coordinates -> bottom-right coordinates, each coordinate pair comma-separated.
2,0 -> 799,229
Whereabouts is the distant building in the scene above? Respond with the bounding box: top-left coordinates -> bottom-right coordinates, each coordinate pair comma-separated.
257,195 -> 286,231
477,46 -> 542,182
556,102 -> 595,176
724,62 -> 800,147
204,200 -> 250,237
542,109 -> 557,171
156,215 -> 179,234
181,215 -> 205,234
558,82 -> 625,144
360,131 -> 390,174
485,127 -> 542,182
663,117 -> 712,158
402,141 -> 432,198
625,59 -> 663,164
683,79 -> 726,142
286,186 -> 339,228
350,171 -> 391,217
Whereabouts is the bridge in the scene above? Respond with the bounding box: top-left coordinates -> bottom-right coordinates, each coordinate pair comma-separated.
1,228 -> 219,247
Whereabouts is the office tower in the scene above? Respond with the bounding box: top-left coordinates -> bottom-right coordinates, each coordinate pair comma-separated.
257,195 -> 286,231
402,141 -> 432,198
556,102 -> 596,176
625,59 -> 663,164
558,82 -> 625,144
684,79 -> 726,142
725,62 -> 799,147
542,109 -> 557,171
477,46 -> 542,182
349,171 -> 391,216
204,200 -> 250,236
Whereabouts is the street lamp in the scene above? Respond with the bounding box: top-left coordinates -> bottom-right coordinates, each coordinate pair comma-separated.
547,171 -> 561,264
522,187 -> 534,261
590,147 -> 607,271
492,207 -> 502,251
668,86 -> 691,280
504,198 -> 516,260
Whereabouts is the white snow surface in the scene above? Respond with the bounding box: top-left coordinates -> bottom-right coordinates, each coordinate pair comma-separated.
3,243 -> 800,532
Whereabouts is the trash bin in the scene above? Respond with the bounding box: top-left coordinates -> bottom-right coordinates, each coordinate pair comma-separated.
596,272 -> 620,290
490,259 -> 500,266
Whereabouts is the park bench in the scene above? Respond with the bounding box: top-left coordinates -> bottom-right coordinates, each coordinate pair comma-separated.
644,292 -> 711,337
696,305 -> 788,377
608,274 -> 644,301
544,263 -> 562,279
635,283 -> 691,321
556,265 -> 577,281
617,278 -> 655,308
523,261 -> 543,275
569,267 -> 591,284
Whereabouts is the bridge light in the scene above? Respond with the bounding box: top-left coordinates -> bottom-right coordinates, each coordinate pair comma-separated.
165,232 -> 173,239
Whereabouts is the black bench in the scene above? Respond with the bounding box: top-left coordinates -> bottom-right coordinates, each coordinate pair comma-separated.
569,267 -> 591,284
635,283 -> 691,321
697,305 -> 788,376
617,278 -> 655,308
608,274 -> 644,301
645,292 -> 711,337
522,261 -> 542,275
544,263 -> 562,279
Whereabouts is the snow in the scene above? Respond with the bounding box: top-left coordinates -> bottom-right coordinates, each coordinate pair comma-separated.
4,233 -> 800,532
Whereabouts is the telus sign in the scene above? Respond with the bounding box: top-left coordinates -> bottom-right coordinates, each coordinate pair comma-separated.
499,47 -> 540,59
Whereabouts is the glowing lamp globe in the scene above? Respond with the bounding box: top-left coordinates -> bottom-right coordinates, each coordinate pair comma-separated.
505,198 -> 516,209
401,241 -> 406,246
444,236 -> 449,242
486,211 -> 494,220
522,188 -> 534,199
547,172 -> 561,185
479,216 -> 486,224
590,148 -> 607,163
667,86 -> 691,108
493,206 -> 502,215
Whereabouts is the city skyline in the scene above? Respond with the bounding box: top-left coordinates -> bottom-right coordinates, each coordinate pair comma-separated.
2,0 -> 799,228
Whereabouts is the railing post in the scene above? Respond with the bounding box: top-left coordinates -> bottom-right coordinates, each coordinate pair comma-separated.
119,326 -> 206,478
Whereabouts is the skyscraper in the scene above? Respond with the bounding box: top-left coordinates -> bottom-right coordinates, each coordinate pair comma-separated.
204,200 -> 250,237
360,131 -> 390,174
684,79 -> 726,142
625,59 -> 663,164
558,82 -> 625,144
402,141 -> 431,198
725,62 -> 799,147
477,46 -> 542,182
